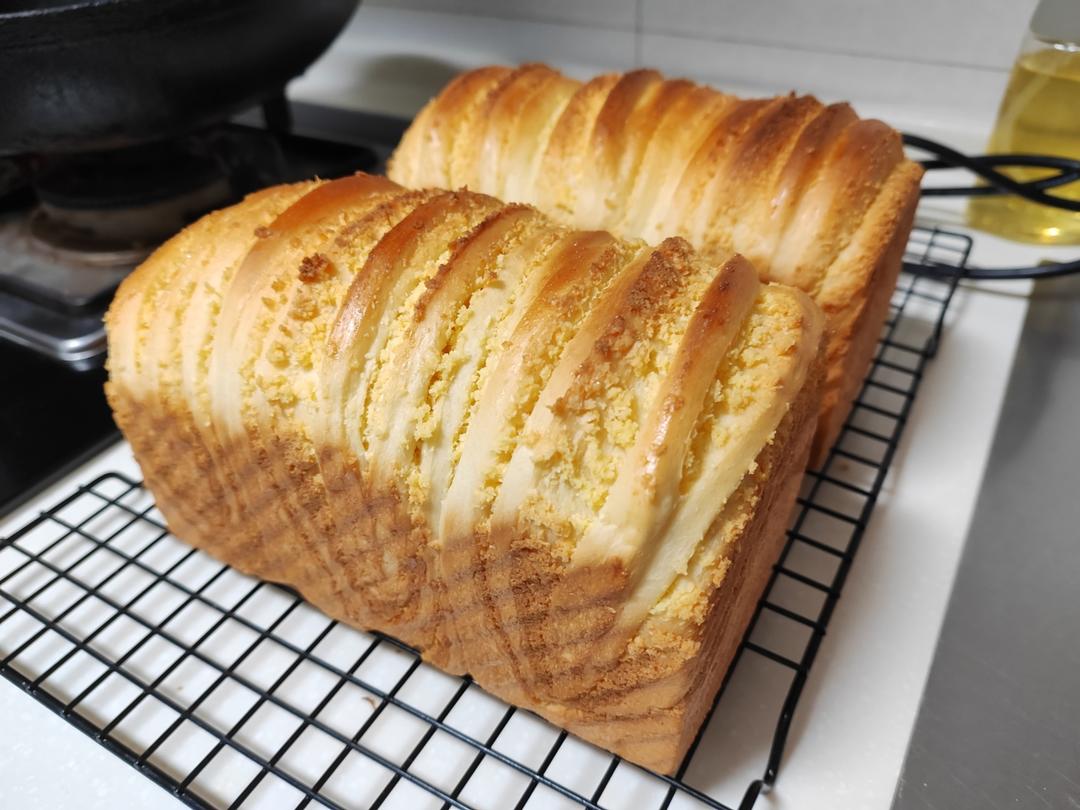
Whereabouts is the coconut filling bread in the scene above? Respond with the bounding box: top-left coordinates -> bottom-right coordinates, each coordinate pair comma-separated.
387,63 -> 923,462
105,174 -> 824,774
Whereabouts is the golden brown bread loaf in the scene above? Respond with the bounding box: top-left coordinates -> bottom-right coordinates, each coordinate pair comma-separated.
388,64 -> 923,462
104,173 -> 824,773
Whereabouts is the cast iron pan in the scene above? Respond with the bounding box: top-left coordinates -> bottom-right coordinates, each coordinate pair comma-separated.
0,0 -> 358,155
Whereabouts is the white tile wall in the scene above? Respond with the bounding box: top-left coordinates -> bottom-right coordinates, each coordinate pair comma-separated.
291,8 -> 636,118
639,0 -> 1034,71
637,31 -> 1013,137
291,0 -> 1038,141
365,0 -> 637,30
361,0 -> 1036,71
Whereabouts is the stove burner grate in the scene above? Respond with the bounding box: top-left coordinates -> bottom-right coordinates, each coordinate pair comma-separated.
0,121 -> 377,367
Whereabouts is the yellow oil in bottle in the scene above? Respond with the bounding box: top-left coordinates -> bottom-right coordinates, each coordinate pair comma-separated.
967,47 -> 1080,244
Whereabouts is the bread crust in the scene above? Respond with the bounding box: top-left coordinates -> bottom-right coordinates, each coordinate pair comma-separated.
388,65 -> 923,464
105,176 -> 824,774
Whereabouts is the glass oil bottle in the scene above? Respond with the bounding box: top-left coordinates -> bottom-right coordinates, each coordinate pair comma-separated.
967,1 -> 1080,244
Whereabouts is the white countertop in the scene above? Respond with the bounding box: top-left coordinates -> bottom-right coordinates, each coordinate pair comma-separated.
4,9 -> 1079,798
3,214 -> 1072,809
1,444 -> 175,810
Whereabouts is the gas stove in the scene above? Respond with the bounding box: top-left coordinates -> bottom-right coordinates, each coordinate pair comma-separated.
0,116 -> 379,369
0,104 -> 391,513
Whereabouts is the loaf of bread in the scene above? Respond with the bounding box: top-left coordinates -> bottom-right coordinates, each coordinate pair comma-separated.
388,64 -> 922,462
105,173 -> 824,773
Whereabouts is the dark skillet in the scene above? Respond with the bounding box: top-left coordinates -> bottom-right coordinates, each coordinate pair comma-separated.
0,0 -> 358,155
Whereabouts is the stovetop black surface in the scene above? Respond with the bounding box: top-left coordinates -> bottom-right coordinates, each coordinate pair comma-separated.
0,338 -> 118,515
0,102 -> 407,516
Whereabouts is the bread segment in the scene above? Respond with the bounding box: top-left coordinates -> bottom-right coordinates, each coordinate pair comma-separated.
106,174 -> 824,774
105,181 -> 317,582
388,65 -> 922,462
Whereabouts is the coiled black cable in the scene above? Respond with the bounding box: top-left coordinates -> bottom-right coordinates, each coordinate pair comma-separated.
902,133 -> 1080,280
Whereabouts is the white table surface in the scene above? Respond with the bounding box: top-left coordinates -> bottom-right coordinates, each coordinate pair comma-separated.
2,217 -> 1067,810
5,47 -> 1080,800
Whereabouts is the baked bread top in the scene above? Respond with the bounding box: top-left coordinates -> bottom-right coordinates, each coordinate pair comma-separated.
388,64 -> 923,459
390,64 -> 919,301
106,174 -> 822,669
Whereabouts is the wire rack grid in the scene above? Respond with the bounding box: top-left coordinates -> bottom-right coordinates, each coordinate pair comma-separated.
0,225 -> 970,810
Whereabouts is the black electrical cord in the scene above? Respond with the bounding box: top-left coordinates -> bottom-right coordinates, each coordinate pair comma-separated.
904,256 -> 1080,280
902,133 -> 1080,280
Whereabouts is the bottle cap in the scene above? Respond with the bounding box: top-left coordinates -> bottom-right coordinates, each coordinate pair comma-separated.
1031,0 -> 1080,47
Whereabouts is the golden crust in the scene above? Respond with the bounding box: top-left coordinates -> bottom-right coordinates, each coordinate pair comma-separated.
388,65 -> 923,464
105,175 -> 824,774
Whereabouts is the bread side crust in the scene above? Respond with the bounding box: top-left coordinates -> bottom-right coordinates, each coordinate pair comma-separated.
545,341 -> 820,772
107,347 -> 817,774
108,338 -> 821,775
810,160 -> 923,464
106,177 -> 826,777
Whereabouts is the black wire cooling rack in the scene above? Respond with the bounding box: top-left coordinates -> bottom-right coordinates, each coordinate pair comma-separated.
0,224 -> 970,810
